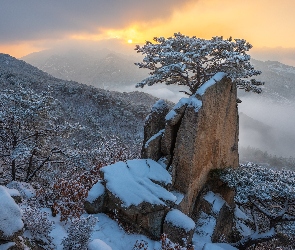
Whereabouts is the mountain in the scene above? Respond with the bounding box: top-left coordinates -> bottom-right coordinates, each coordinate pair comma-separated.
0,53 -> 166,183
238,59 -> 295,104
22,49 -> 295,104
21,48 -> 148,90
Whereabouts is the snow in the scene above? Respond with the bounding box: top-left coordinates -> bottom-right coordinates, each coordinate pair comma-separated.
157,156 -> 168,169
88,239 -> 112,250
144,129 -> 165,148
188,96 -> 202,112
165,109 -> 177,121
165,209 -> 195,232
151,99 -> 168,112
193,212 -> 216,249
0,242 -> 16,250
6,181 -> 35,199
0,186 -> 24,237
165,97 -> 189,121
203,191 -> 225,214
196,72 -> 226,96
100,159 -> 176,207
90,213 -> 161,250
170,191 -> 184,205
86,181 -> 105,203
3,186 -> 20,197
234,206 -> 250,221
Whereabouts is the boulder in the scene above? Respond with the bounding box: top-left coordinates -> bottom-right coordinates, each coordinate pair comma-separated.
0,186 -> 24,241
84,181 -> 106,214
99,159 -> 177,238
141,129 -> 165,161
194,191 -> 234,243
163,209 -> 195,246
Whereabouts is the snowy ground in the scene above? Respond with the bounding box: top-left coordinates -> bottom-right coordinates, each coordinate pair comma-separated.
45,210 -> 236,250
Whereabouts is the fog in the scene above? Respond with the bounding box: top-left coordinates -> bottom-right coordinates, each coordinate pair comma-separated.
238,95 -> 295,158
122,84 -> 295,158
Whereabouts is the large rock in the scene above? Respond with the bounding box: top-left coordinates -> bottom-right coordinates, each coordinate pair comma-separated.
99,159 -> 177,238
169,74 -> 239,215
163,209 -> 195,246
0,186 -> 24,241
84,181 -> 106,214
141,100 -> 169,160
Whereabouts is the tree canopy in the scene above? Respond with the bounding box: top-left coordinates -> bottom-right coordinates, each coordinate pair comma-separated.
135,33 -> 264,95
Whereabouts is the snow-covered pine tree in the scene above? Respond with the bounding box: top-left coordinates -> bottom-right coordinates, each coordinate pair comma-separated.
135,33 -> 263,95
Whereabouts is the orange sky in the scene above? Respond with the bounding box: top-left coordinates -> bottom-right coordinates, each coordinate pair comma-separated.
1,0 -> 294,62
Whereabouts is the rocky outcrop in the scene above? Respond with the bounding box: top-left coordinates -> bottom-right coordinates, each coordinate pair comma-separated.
141,100 -> 169,160
85,159 -> 177,239
143,73 -> 239,215
86,73 -> 239,245
163,209 -> 195,246
0,186 -> 24,242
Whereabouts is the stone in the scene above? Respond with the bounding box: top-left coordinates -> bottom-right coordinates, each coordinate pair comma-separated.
161,98 -> 188,156
170,76 -> 239,215
0,186 -> 24,241
84,181 -> 106,214
141,100 -> 169,159
141,129 -> 165,161
193,191 -> 234,243
99,159 -> 177,238
163,209 -> 195,246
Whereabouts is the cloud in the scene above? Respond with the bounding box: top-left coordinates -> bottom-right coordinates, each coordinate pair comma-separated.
0,0 -> 193,43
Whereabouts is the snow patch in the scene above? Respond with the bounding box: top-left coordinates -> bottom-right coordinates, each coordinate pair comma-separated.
6,181 -> 35,199
165,209 -> 195,232
144,129 -> 165,148
0,242 -> 16,250
86,181 -> 105,203
101,159 -> 176,207
165,97 -> 189,121
204,191 -> 225,214
170,191 -> 184,205
0,186 -> 24,237
88,239 -> 112,250
196,72 -> 226,96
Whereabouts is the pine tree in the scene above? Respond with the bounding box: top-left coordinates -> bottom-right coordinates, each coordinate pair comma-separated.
135,33 -> 263,95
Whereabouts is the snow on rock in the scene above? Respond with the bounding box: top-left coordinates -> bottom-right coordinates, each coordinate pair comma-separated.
0,242 -> 16,250
170,191 -> 184,205
88,239 -> 112,250
3,186 -> 20,197
144,129 -> 165,148
0,186 -> 24,239
196,72 -> 227,96
193,212 -> 216,249
86,181 -> 105,203
188,96 -> 202,112
165,209 -> 195,232
101,159 -> 176,207
151,99 -> 168,112
204,191 -> 225,214
165,97 -> 189,121
202,243 -> 238,250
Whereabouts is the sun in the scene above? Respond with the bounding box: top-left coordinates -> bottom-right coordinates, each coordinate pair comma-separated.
127,39 -> 133,44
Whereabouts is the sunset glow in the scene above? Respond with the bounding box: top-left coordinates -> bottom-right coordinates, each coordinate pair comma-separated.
0,0 -> 294,64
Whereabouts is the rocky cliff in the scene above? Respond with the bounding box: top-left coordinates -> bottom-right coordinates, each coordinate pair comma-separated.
143,73 -> 239,215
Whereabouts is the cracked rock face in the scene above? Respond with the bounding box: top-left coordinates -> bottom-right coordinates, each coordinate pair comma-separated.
143,76 -> 239,215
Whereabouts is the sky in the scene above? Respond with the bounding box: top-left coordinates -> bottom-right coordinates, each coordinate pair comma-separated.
0,0 -> 295,65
